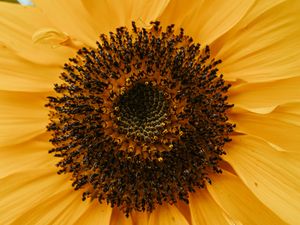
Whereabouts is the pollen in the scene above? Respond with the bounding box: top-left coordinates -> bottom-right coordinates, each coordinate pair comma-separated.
46,21 -> 235,216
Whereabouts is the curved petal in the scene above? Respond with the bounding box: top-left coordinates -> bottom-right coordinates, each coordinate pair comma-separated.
131,211 -> 149,225
0,134 -> 55,178
110,208 -> 133,225
83,0 -> 170,34
174,201 -> 192,225
33,0 -> 101,47
171,0 -> 254,45
0,47 -> 61,92
224,136 -> 300,225
0,169 -> 71,224
0,90 -> 49,147
214,0 -> 300,82
207,172 -> 286,225
0,2 -> 74,65
189,188 -> 230,225
229,76 -> 300,113
158,0 -> 204,31
32,192 -> 91,225
12,192 -> 107,225
74,201 -> 112,225
272,102 -> 300,126
10,190 -> 79,225
148,204 -> 189,225
229,107 -> 300,151
158,0 -> 254,45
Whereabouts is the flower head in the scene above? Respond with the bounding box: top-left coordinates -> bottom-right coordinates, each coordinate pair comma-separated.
1,0 -> 300,224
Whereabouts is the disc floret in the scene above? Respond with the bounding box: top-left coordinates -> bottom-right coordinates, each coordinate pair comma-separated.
47,21 -> 235,216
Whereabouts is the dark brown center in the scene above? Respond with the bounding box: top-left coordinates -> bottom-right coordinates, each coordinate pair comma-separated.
46,21 -> 235,216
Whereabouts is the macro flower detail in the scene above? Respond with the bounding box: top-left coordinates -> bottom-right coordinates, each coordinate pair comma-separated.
1,0 -> 300,225
46,21 -> 234,215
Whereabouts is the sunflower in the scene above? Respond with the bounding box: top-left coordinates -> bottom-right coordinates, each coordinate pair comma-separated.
1,0 -> 300,224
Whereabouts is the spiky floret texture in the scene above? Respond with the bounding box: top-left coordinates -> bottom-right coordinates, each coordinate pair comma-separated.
47,21 -> 235,216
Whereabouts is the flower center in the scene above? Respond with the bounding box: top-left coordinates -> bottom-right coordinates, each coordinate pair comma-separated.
115,82 -> 169,144
46,21 -> 235,216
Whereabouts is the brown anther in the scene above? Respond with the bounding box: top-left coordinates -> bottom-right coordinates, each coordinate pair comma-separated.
125,78 -> 131,86
47,21 -> 234,217
162,129 -> 168,135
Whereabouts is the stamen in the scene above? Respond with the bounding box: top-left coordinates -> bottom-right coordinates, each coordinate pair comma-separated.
46,21 -> 234,216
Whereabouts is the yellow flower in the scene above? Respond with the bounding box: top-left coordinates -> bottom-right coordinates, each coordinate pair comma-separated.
1,0 -> 300,224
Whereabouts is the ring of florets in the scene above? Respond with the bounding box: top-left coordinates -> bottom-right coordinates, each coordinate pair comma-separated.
47,21 -> 235,216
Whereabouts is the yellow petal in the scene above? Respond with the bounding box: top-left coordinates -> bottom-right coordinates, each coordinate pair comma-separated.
74,201 -> 112,225
0,90 -> 48,147
230,0 -> 286,26
174,201 -> 192,225
83,0 -> 170,34
110,208 -> 133,225
148,204 -> 189,225
0,2 -> 74,65
189,188 -> 230,225
224,136 -> 300,225
164,0 -> 254,45
230,107 -> 300,151
214,0 -> 300,82
0,134 -> 55,178
0,46 -> 61,92
32,27 -> 69,46
54,198 -> 105,225
157,0 -> 204,30
131,211 -> 149,225
33,0 -> 100,47
10,190 -> 79,225
0,169 -> 70,224
223,214 -> 243,225
207,171 -> 286,225
229,76 -> 300,113
272,102 -> 300,126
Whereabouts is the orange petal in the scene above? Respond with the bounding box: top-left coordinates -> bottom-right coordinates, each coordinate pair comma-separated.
207,171 -> 286,225
0,2 -> 74,65
174,0 -> 254,45
74,201 -> 112,225
0,46 -> 61,92
224,136 -> 300,225
214,0 -> 300,82
10,189 -> 79,225
0,90 -> 49,147
110,208 -> 133,225
229,76 -> 300,113
0,169 -> 71,224
83,0 -> 170,34
189,188 -> 230,225
131,211 -> 149,225
174,201 -> 192,225
229,107 -> 300,151
0,134 -> 55,178
42,191 -> 93,225
148,204 -> 189,225
272,102 -> 300,126
158,0 -> 204,31
33,0 -> 100,47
